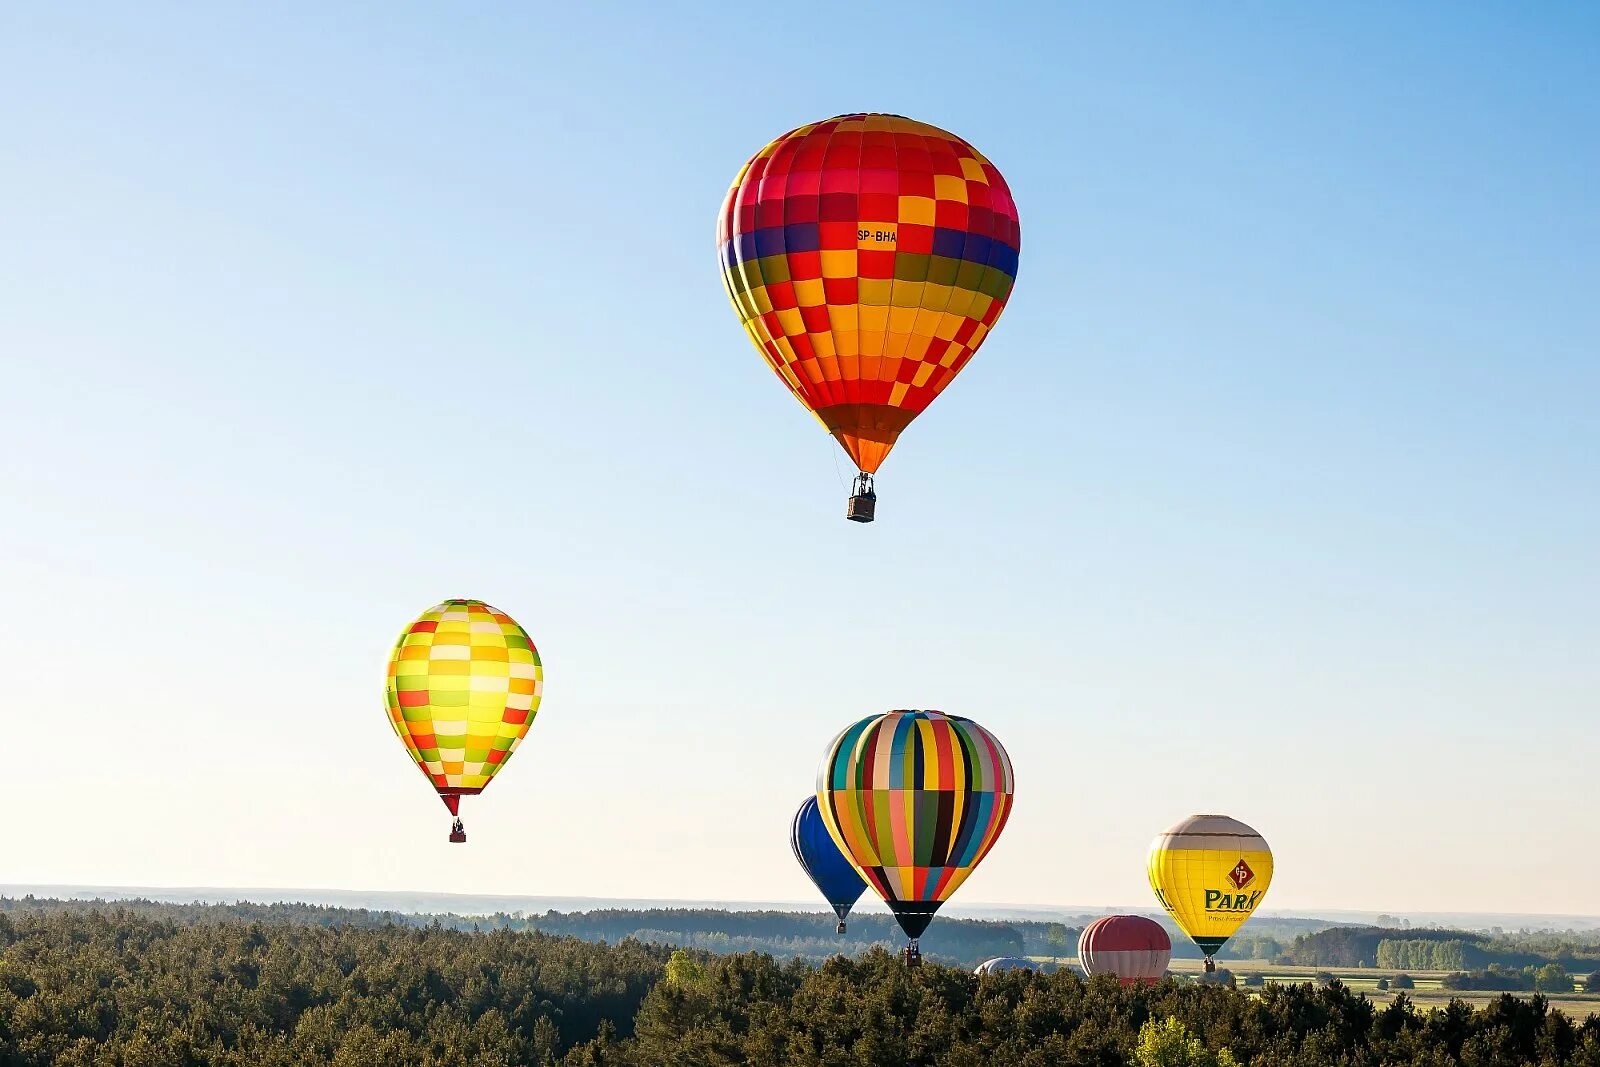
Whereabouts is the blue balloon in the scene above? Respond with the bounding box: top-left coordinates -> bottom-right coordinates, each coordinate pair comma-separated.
791,796 -> 867,932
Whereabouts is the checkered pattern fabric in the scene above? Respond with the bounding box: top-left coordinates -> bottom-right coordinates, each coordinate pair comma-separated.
385,599 -> 543,797
718,114 -> 1021,474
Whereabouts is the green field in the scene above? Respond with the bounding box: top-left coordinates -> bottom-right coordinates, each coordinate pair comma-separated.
1043,957 -> 1600,1018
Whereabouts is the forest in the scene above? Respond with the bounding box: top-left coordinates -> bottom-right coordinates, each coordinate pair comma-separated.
0,897 -> 1028,970
13,898 -> 1590,972
2,898 -> 1600,1065
1282,926 -> 1600,972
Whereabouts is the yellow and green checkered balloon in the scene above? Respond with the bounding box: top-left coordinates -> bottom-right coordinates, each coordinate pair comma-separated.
384,599 -> 543,825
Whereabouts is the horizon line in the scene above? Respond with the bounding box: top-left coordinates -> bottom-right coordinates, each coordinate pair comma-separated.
5,883 -> 1597,927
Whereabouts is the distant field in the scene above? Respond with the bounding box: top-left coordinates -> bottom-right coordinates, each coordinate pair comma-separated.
1041,957 -> 1600,1019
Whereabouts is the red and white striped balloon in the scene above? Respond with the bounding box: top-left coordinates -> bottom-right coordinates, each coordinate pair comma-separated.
1078,915 -> 1172,986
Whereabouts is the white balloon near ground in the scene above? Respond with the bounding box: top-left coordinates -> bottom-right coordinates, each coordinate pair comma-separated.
974,956 -> 1041,975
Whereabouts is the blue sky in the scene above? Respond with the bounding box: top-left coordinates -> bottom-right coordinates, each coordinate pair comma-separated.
2,3 -> 1596,915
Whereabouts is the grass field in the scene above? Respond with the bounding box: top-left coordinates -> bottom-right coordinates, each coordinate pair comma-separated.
1034,957 -> 1600,1018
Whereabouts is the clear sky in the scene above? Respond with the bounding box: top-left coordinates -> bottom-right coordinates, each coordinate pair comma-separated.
2,3 -> 1596,917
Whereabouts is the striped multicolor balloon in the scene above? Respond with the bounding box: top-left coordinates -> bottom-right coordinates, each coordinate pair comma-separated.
719,114 -> 1021,478
384,599 -> 543,827
816,710 -> 1014,940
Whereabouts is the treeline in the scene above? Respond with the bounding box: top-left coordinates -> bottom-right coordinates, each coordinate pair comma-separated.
1441,965 -> 1600,994
526,908 -> 1026,969
1285,927 -> 1482,968
1370,938 -> 1588,973
3,901 -> 1600,1065
1493,931 -> 1600,961
0,897 -> 1335,966
0,895 -> 417,930
0,897 -> 1026,971
1285,924 -> 1600,971
1379,939 -> 1483,971
11,898 -> 1596,976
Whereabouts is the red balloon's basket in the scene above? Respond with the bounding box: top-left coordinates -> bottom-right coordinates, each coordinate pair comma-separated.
847,474 -> 877,523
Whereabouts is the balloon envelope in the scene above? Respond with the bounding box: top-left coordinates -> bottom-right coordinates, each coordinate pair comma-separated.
1078,915 -> 1173,986
816,709 -> 1014,940
384,599 -> 543,815
975,957 -> 1039,975
718,113 -> 1021,475
1147,814 -> 1273,959
791,796 -> 867,922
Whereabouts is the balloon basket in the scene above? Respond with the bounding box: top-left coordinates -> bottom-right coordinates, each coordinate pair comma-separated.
903,940 -> 922,968
846,473 -> 876,523
449,830 -> 466,843
836,921 -> 846,935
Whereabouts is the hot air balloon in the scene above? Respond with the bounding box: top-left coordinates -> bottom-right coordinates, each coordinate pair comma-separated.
1078,915 -> 1173,986
384,599 -> 543,843
1147,814 -> 1273,972
816,710 -> 1014,964
718,114 -> 1021,523
974,957 -> 1040,975
791,796 -> 868,933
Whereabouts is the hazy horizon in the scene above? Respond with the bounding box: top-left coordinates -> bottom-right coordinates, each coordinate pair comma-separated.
4,5 -> 1596,915
8,884 -> 1599,936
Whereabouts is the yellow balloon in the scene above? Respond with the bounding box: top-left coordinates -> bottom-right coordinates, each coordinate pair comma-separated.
1147,814 -> 1273,959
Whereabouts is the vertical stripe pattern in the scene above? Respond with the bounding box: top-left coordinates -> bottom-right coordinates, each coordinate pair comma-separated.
816,710 -> 1014,938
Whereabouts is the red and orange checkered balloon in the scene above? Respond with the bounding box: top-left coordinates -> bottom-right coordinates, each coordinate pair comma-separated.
718,114 -> 1021,475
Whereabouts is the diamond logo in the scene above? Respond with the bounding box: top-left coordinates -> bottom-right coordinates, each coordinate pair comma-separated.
1228,859 -> 1255,890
